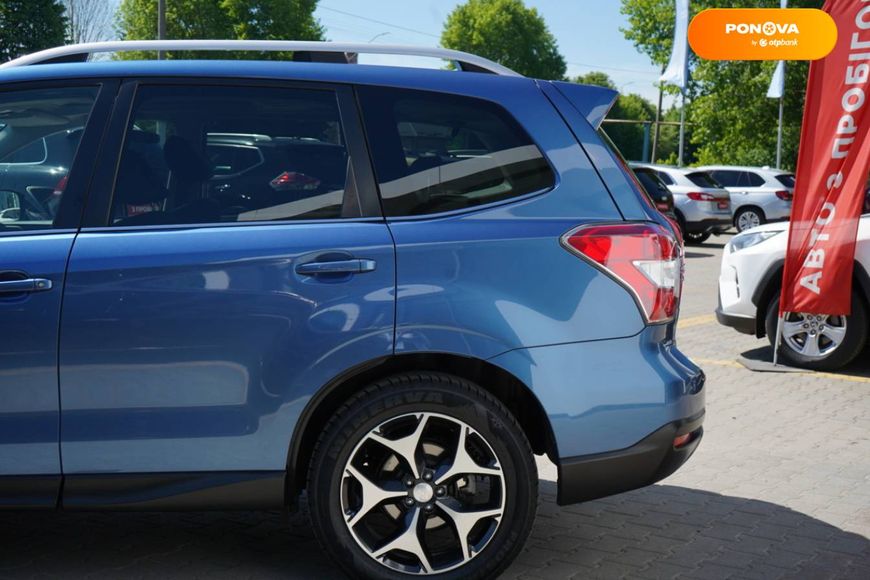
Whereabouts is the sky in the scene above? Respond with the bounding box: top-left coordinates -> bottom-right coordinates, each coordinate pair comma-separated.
313,0 -> 668,103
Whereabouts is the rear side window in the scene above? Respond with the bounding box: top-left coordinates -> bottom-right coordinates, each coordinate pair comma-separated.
744,172 -> 765,187
710,170 -> 740,187
686,171 -> 721,189
109,85 -> 352,226
358,87 -> 554,217
0,86 -> 98,232
776,174 -> 795,188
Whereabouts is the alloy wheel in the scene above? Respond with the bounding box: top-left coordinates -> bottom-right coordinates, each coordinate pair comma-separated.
737,210 -> 761,232
781,312 -> 847,360
340,412 -> 506,575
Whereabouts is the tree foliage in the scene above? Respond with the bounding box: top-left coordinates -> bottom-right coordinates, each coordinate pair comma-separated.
441,0 -> 566,79
115,0 -> 324,59
620,0 -> 823,169
573,71 -> 656,161
0,0 -> 66,62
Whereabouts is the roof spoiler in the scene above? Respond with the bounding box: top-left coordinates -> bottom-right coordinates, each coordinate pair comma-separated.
549,81 -> 618,130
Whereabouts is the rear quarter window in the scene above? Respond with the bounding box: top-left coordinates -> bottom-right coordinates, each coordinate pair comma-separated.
686,171 -> 721,189
358,86 -> 554,217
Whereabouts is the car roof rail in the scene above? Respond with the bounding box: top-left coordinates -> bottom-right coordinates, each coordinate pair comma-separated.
0,40 -> 521,77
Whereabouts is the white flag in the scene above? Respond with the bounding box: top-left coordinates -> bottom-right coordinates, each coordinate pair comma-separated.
659,0 -> 689,90
767,1 -> 788,99
767,60 -> 785,99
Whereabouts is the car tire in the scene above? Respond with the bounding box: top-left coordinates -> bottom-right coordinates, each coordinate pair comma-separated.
734,207 -> 765,232
684,231 -> 711,245
307,373 -> 537,580
765,292 -> 868,371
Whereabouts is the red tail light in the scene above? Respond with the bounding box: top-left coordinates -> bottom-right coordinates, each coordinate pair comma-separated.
53,174 -> 68,195
686,191 -> 715,202
775,190 -> 793,201
562,223 -> 682,323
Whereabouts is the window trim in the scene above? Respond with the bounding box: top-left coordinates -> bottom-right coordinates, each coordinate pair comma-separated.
355,84 -> 557,220
0,78 -> 117,235
81,77 -> 383,230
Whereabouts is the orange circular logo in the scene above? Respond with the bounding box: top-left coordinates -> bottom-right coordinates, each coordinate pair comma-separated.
688,8 -> 837,60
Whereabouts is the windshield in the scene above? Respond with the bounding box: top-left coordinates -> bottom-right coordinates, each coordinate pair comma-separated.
686,171 -> 722,189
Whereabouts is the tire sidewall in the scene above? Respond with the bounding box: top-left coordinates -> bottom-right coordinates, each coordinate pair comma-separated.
308,376 -> 537,580
765,293 -> 868,370
735,207 -> 764,232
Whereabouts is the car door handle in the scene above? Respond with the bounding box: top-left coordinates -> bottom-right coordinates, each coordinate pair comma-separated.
295,259 -> 376,275
0,278 -> 53,294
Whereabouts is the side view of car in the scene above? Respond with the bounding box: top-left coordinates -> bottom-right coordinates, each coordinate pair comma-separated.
631,163 -> 731,244
0,40 -> 705,579
698,165 -> 794,232
716,215 -> 870,370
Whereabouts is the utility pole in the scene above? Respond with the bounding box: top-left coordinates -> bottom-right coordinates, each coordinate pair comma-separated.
157,0 -> 166,60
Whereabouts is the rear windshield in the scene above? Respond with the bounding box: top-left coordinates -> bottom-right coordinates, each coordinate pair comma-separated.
686,171 -> 722,188
776,174 -> 796,188
633,168 -> 667,195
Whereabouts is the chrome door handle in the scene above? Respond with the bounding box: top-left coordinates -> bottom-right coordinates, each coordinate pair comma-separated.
0,278 -> 53,294
296,259 -> 376,275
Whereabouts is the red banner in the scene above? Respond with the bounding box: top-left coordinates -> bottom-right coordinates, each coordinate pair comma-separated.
780,0 -> 870,316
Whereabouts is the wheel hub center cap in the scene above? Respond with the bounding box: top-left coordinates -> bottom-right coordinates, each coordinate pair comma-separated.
412,482 -> 434,503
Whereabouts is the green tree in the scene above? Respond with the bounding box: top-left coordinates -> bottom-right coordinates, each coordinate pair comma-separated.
620,0 -> 822,169
441,0 -> 566,79
0,0 -> 66,62
115,0 -> 324,59
573,71 -> 656,161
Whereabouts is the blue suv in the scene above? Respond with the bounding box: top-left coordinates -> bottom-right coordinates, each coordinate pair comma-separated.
0,41 -> 704,579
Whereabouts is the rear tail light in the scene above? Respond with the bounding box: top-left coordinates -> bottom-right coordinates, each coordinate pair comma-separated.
562,223 -> 682,324
775,190 -> 793,201
686,191 -> 716,202
53,174 -> 68,195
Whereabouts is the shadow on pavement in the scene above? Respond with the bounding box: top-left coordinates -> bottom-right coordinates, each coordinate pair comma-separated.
1,481 -> 867,579
740,345 -> 870,380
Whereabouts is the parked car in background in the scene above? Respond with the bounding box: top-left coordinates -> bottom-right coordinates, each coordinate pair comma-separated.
716,215 -> 870,370
0,41 -> 704,579
698,165 -> 794,232
631,163 -> 731,245
631,165 -> 675,220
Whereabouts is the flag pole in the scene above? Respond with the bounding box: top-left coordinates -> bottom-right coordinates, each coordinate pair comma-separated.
678,87 -> 686,166
775,62 -> 786,169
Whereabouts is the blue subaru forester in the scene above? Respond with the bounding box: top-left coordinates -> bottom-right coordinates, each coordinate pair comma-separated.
0,41 -> 704,579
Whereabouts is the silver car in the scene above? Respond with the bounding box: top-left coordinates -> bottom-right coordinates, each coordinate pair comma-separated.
697,165 -> 794,232
631,163 -> 732,244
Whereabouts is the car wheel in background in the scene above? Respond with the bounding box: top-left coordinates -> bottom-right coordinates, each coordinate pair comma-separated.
308,373 -> 537,579
734,207 -> 765,232
765,292 -> 868,371
684,231 -> 711,245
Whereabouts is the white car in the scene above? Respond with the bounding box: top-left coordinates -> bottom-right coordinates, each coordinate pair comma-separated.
632,163 -> 732,244
716,215 -> 870,370
697,165 -> 795,232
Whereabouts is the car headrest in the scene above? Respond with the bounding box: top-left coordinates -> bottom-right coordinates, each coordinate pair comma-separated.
164,136 -> 213,181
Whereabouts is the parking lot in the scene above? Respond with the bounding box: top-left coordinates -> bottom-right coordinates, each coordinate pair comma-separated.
1,232 -> 868,580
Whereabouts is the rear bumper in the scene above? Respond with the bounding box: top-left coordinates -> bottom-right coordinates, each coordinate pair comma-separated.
556,411 -> 704,505
686,217 -> 732,235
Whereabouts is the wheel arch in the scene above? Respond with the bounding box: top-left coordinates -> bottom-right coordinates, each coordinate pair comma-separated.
753,259 -> 870,338
285,352 -> 557,505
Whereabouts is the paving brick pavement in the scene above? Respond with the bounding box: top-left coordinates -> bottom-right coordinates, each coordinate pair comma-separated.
1,234 -> 868,579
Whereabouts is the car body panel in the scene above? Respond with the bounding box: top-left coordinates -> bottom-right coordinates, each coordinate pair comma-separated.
58,222 -> 396,473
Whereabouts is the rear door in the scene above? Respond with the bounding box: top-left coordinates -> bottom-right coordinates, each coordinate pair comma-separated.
57,80 -> 394,489
0,81 -> 113,506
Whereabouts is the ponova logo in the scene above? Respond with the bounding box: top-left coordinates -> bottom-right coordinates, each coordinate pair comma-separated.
724,21 -> 800,36
689,8 -> 836,61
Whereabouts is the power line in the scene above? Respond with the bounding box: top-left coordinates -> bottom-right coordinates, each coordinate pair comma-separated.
319,5 -> 440,40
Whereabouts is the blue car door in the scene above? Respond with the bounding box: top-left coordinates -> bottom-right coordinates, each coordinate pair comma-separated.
57,80 -> 394,504
0,81 -> 113,506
